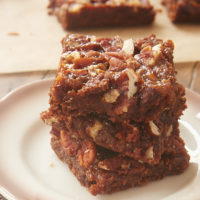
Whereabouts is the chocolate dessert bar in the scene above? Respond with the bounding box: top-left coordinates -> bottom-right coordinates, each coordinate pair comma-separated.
47,34 -> 186,122
42,110 -> 180,165
48,0 -> 155,29
41,34 -> 189,196
162,0 -> 200,22
51,126 -> 189,195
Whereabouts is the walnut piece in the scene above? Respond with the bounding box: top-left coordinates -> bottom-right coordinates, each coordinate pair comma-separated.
43,116 -> 58,125
60,130 -> 79,156
145,146 -> 154,159
135,43 -> 162,66
141,45 -> 152,53
152,44 -> 162,59
127,69 -> 138,99
78,141 -> 96,168
144,57 -> 155,66
103,89 -> 120,103
88,63 -> 107,76
98,162 -> 110,171
87,120 -> 103,138
62,51 -> 81,62
122,38 -> 134,55
149,121 -> 160,136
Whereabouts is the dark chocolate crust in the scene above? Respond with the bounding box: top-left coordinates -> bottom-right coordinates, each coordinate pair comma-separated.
162,0 -> 200,22
51,127 -> 189,195
48,0 -> 155,29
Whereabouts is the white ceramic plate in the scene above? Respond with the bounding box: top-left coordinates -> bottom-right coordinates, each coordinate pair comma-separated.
0,79 -> 200,200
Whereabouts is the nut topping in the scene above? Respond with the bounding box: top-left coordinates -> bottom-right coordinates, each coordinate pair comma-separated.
122,38 -> 134,55
126,69 -> 138,99
149,121 -> 160,136
141,45 -> 152,53
98,162 -> 110,171
88,63 -> 107,76
87,120 -> 103,138
44,116 -> 58,125
78,141 -> 96,167
62,51 -> 81,62
145,146 -> 154,159
103,89 -> 120,103
152,44 -> 162,58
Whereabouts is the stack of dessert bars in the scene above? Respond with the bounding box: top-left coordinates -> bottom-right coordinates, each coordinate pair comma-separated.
41,34 -> 189,195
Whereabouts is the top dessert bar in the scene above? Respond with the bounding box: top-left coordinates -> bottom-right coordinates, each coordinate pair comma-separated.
48,0 -> 155,29
49,34 -> 186,122
162,0 -> 200,22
